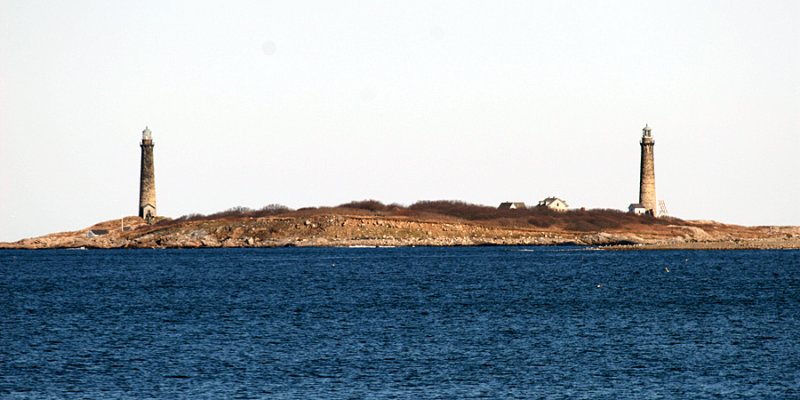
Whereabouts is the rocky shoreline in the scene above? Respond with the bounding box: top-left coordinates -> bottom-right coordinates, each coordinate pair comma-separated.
604,239 -> 800,251
2,214 -> 799,250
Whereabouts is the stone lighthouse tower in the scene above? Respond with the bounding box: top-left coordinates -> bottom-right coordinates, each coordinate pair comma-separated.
638,124 -> 657,216
138,126 -> 157,222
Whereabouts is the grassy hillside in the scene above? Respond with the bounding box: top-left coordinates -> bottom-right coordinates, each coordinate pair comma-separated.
156,200 -> 679,232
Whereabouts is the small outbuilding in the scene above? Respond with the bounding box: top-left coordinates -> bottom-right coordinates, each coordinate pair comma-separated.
499,202 -> 526,210
538,197 -> 569,212
628,203 -> 650,216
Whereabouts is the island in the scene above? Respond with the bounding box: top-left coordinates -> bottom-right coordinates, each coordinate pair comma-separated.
2,201 -> 798,250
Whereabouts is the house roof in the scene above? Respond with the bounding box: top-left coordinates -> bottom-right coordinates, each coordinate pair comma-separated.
499,202 -> 526,208
539,197 -> 567,207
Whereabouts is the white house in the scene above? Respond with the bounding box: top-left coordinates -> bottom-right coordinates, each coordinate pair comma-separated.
498,202 -> 526,210
538,197 -> 569,212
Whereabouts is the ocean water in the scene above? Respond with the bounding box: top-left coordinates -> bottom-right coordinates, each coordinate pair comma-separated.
1,247 -> 799,399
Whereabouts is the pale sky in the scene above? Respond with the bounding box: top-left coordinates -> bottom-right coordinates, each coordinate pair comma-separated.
1,0 -> 798,241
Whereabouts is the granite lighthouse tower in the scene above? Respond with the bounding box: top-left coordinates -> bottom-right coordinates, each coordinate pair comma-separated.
638,124 -> 657,216
138,126 -> 157,222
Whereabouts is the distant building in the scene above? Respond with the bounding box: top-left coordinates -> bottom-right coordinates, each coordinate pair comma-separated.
538,197 -> 569,211
637,124 -> 657,216
627,124 -> 659,216
498,202 -> 526,210
139,126 -> 157,223
628,203 -> 649,215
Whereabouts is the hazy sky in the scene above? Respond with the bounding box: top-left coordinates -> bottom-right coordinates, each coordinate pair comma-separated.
1,0 -> 798,241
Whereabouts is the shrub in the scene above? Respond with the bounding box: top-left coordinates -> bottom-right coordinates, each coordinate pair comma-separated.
527,215 -> 556,228
409,200 -> 503,220
338,199 -> 387,212
260,204 -> 292,212
207,206 -> 253,219
252,204 -> 293,217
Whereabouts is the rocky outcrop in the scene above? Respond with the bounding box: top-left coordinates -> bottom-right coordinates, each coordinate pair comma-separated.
2,214 -> 799,250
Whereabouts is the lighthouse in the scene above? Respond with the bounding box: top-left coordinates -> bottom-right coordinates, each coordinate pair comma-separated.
138,126 -> 157,222
638,124 -> 657,216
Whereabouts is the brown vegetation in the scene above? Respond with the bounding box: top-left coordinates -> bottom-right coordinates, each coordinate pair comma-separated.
156,204 -> 294,226
406,200 -> 679,231
158,199 -> 682,233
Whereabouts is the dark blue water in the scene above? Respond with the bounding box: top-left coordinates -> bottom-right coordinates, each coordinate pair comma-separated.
1,247 -> 799,399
